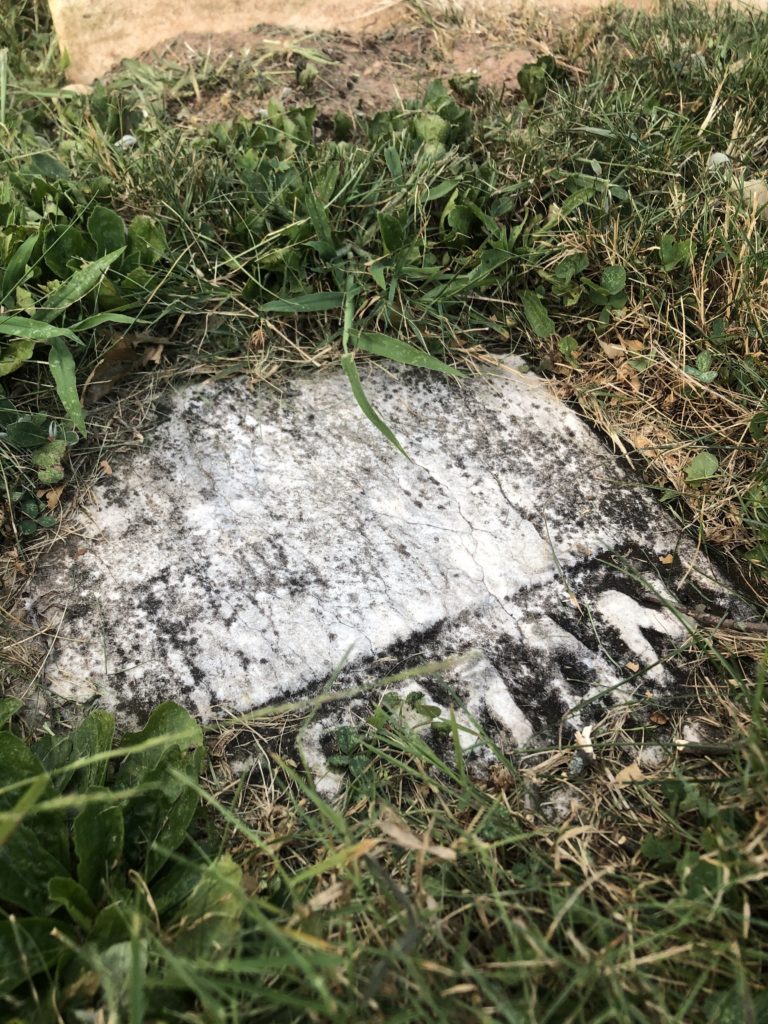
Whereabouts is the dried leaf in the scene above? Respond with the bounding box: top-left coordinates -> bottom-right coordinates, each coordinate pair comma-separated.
304,882 -> 347,915
45,485 -> 66,510
279,927 -> 336,952
378,813 -> 457,862
598,340 -> 627,360
99,460 -> 113,477
626,661 -> 641,673
659,553 -> 674,565
616,361 -> 641,393
61,83 -> 93,95
82,335 -> 166,405
442,984 -> 477,997
143,344 -> 164,366
248,329 -> 266,351
82,337 -> 141,404
627,432 -> 658,457
614,762 -> 644,786
650,711 -> 669,725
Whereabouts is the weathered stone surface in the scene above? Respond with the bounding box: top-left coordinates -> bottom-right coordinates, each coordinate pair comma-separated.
27,361 -> 735,788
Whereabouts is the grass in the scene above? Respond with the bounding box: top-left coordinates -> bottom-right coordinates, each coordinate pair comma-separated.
2,663 -> 767,1022
0,0 -> 767,1020
0,1 -> 765,575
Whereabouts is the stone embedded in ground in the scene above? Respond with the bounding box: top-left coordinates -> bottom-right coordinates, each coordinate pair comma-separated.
28,360 -> 736,789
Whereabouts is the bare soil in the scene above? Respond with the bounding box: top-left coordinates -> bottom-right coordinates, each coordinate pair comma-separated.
141,22 -> 536,123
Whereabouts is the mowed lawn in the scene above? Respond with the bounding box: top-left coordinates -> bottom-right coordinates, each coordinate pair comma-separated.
0,1 -> 766,1021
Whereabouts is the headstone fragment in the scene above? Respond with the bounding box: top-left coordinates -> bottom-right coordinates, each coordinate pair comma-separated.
27,361 -> 741,790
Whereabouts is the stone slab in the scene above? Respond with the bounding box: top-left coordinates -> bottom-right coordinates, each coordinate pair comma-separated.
27,360 -> 737,791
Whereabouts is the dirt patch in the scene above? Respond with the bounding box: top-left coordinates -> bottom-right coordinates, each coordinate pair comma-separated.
50,0 -> 407,83
142,23 -> 536,124
451,37 -> 537,92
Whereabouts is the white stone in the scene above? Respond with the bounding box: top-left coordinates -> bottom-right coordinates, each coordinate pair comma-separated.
27,360 -> 737,773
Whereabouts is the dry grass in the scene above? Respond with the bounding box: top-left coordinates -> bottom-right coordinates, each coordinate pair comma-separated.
550,200 -> 767,598
177,650 -> 768,1021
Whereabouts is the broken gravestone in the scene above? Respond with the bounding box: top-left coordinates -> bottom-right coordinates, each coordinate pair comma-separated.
26,360 -> 739,790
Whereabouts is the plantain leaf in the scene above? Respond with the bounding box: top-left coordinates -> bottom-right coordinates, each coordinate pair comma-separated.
4,414 -> 49,449
35,709 -> 115,793
1,233 -> 39,301
127,215 -> 167,267
116,702 -> 203,785
43,224 -> 89,278
38,248 -> 125,323
601,265 -> 627,294
353,332 -> 464,377
73,796 -> 125,901
521,290 -> 555,338
171,855 -> 243,960
0,315 -> 76,343
660,234 -> 693,272
123,747 -> 202,879
49,337 -> 86,435
48,876 -> 96,930
88,205 -> 126,256
685,451 -> 718,483
0,698 -> 23,729
378,212 -> 404,253
0,731 -> 53,813
0,337 -> 37,376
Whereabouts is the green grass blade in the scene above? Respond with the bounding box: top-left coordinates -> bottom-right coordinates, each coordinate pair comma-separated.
340,353 -> 407,457
261,291 -> 344,313
353,331 -> 465,377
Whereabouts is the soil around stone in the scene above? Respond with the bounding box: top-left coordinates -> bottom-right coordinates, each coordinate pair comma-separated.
50,0 -> 406,84
136,23 -> 536,124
